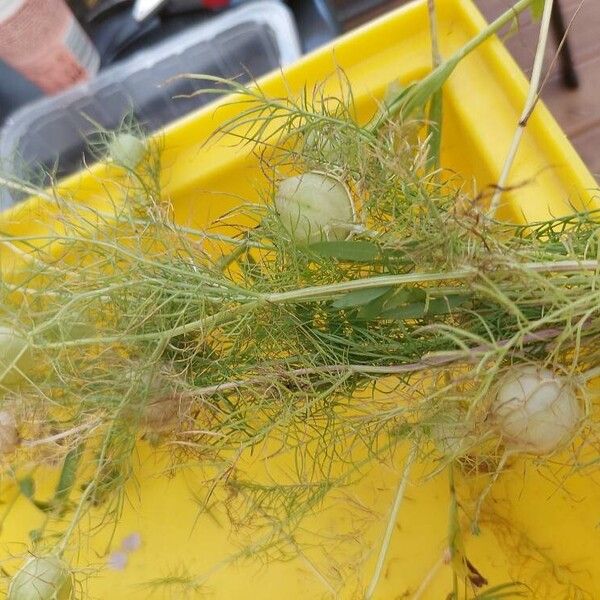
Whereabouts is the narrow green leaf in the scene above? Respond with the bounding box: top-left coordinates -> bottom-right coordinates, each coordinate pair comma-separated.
18,477 -> 50,512
383,288 -> 427,310
384,79 -> 405,106
382,293 -> 469,320
29,529 -> 42,543
427,90 -> 443,170
31,499 -> 51,513
383,302 -> 427,320
357,288 -> 396,320
380,247 -> 412,261
426,0 -> 443,171
216,242 -> 247,272
52,443 -> 84,513
332,286 -> 390,309
402,59 -> 457,118
308,241 -> 380,262
531,0 -> 545,19
18,477 -> 35,498
427,294 -> 470,315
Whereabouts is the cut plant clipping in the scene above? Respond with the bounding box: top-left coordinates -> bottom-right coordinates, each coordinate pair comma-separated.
1,0 -> 600,599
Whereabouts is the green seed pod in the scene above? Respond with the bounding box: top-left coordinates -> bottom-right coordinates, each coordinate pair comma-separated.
108,132 -> 146,170
0,326 -> 30,385
0,410 -> 18,454
275,171 -> 355,244
8,556 -> 73,600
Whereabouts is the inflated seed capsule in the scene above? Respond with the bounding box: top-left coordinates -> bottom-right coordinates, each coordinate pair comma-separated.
492,365 -> 582,455
8,555 -> 73,600
274,171 -> 355,244
108,132 -> 146,170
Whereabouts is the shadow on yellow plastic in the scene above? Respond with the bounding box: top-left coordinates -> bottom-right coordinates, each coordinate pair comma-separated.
1,0 -> 599,598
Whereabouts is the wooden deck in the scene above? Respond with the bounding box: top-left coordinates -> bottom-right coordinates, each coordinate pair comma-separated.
340,0 -> 600,179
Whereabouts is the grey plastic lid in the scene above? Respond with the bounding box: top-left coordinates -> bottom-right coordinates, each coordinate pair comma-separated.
0,0 -> 301,207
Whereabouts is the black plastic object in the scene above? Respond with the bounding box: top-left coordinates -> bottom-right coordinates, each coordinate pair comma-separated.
287,0 -> 340,53
0,0 -> 300,207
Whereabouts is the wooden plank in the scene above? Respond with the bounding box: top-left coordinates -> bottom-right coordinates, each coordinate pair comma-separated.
342,0 -> 410,30
478,1 -> 600,178
570,126 -> 600,179
541,53 -> 600,138
342,1 -> 600,83
480,0 -> 600,76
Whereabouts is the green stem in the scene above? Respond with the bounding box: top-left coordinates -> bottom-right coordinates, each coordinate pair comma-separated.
0,173 -> 269,250
488,0 -> 555,217
53,478 -> 95,557
32,258 -> 600,350
368,0 -> 535,131
364,444 -> 418,599
444,0 -> 535,63
448,464 -> 460,600
267,258 -> 600,305
36,300 -> 262,349
426,0 -> 443,171
472,451 -> 510,532
267,269 -> 475,303
53,421 -> 123,557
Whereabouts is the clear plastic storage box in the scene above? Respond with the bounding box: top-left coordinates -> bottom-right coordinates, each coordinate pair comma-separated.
0,0 -> 301,206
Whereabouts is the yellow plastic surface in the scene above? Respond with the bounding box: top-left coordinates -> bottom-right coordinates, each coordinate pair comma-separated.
1,0 -> 599,598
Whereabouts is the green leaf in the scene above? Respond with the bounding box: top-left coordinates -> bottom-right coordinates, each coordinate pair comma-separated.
383,302 -> 427,319
427,88 -> 443,170
382,293 -> 469,320
18,477 -> 35,498
308,241 -> 380,262
384,303 -> 426,319
29,529 -> 42,543
18,477 -> 50,512
357,288 -> 396,320
427,294 -> 470,315
52,443 -> 84,513
402,59 -> 457,118
383,79 -> 405,106
332,286 -> 390,309
31,499 -> 51,512
383,288 -> 427,310
379,247 -> 412,263
531,0 -> 545,19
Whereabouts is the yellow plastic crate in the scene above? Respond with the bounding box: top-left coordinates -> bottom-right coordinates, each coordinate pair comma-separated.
0,0 -> 598,598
